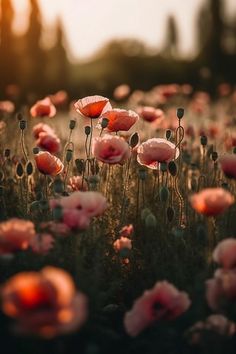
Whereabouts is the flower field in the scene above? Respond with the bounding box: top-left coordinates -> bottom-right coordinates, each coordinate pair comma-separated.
1,85 -> 236,354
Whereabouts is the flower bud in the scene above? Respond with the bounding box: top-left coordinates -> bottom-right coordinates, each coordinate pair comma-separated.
177,108 -> 184,119
166,129 -> 172,140
101,118 -> 109,129
69,119 -> 76,130
66,149 -> 73,162
84,126 -> 91,135
200,135 -> 208,146
19,120 -> 27,130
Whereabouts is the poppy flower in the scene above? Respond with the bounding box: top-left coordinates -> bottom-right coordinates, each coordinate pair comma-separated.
124,281 -> 191,337
92,134 -> 131,165
113,237 -> 132,252
67,176 -> 88,192
137,106 -> 164,123
0,100 -> 15,114
0,218 -> 36,254
100,109 -> 139,132
119,224 -> 134,237
219,154 -> 236,179
113,84 -> 130,100
74,95 -> 110,118
34,151 -> 64,176
50,90 -> 68,107
30,97 -> 56,118
213,238 -> 236,269
137,138 -> 179,169
36,132 -> 61,154
1,267 -> 88,337
189,188 -> 234,216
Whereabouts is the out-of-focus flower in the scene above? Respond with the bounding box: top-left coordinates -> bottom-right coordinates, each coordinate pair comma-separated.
189,188 -> 234,216
137,106 -> 164,123
187,315 -> 235,345
40,221 -> 70,238
1,267 -> 88,337
206,269 -> 236,311
113,84 -> 130,100
100,109 -> 139,132
50,191 -> 107,230
34,151 -> 64,176
74,95 -> 110,118
124,281 -> 191,337
68,176 -> 88,192
36,132 -> 61,154
0,100 -> 15,114
92,134 -> 131,165
50,90 -> 68,107
137,138 -> 179,169
213,238 -> 236,269
30,97 -> 56,118
119,224 -> 134,237
30,233 -> 55,255
220,154 -> 236,179
33,123 -> 55,139
0,218 -> 36,254
113,237 -> 132,252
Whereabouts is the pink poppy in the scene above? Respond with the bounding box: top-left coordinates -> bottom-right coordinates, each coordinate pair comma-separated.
101,109 -> 139,132
137,138 -> 179,169
113,237 -> 132,252
50,90 -> 68,107
113,84 -> 130,100
213,238 -> 236,269
219,154 -> 236,179
40,221 -> 70,238
33,123 -> 55,139
124,281 -> 191,337
206,269 -> 236,311
36,132 -> 61,154
30,97 -> 56,118
92,134 -> 131,165
137,106 -> 164,123
189,188 -> 234,216
62,209 -> 90,230
1,267 -> 88,337
0,100 -> 15,113
74,95 -> 110,118
34,151 -> 64,176
30,233 -> 55,255
0,218 -> 36,254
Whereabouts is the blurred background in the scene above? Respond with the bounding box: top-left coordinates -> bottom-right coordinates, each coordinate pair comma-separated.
0,0 -> 236,100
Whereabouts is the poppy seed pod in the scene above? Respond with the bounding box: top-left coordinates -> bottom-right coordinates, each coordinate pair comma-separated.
75,159 -> 85,174
177,108 -> 184,119
160,162 -> 167,172
16,112 -> 23,121
129,132 -> 139,148
66,149 -> 73,162
69,119 -> 76,130
166,129 -> 172,140
211,151 -> 218,161
160,186 -> 169,203
168,161 -> 178,176
33,147 -> 40,154
166,206 -> 175,222
19,120 -> 27,130
4,149 -> 10,158
200,135 -> 208,146
145,213 -> 157,229
101,118 -> 109,129
16,163 -> 24,178
53,178 -> 64,194
84,126 -> 91,136
26,161 -> 34,176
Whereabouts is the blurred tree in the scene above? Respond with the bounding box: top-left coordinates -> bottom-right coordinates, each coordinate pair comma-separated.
0,0 -> 18,91
161,15 -> 179,58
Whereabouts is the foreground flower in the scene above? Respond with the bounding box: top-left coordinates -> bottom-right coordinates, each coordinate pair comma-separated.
124,281 -> 191,337
190,188 -> 234,216
206,269 -> 236,311
74,95 -> 109,118
137,106 -> 164,122
92,134 -> 131,165
219,154 -> 236,179
137,138 -> 179,169
0,218 -> 36,254
101,109 -> 139,132
1,267 -> 88,337
34,151 -> 64,176
30,97 -> 56,118
213,238 -> 236,269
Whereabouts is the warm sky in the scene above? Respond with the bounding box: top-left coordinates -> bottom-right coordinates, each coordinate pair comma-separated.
11,0 -> 236,61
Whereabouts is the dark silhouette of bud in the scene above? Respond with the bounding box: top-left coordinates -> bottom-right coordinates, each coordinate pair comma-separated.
66,149 -> 73,162
166,206 -> 175,222
4,149 -> 10,158
166,129 -> 172,140
69,120 -> 76,130
101,118 -> 109,129
26,161 -> 34,175
160,162 -> 167,172
177,108 -> 184,119
168,161 -> 178,176
19,120 -> 27,130
200,135 -> 207,146
129,132 -> 139,148
85,126 -> 91,135
33,147 -> 40,154
211,151 -> 218,161
16,163 -> 24,178
16,113 -> 23,121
